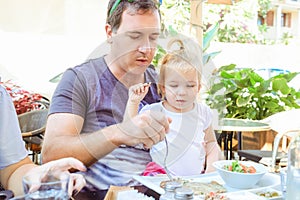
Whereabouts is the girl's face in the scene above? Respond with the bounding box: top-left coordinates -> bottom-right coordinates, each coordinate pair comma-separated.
161,67 -> 201,113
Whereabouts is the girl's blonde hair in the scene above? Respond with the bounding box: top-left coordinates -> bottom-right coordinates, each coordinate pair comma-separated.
158,36 -> 203,99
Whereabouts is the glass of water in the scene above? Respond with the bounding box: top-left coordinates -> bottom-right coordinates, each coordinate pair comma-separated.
280,167 -> 287,199
22,170 -> 69,200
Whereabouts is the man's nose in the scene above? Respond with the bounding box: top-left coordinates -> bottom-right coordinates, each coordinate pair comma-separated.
138,46 -> 155,53
138,38 -> 155,53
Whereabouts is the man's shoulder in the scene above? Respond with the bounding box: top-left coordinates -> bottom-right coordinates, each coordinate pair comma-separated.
73,57 -> 106,71
146,64 -> 157,73
145,64 -> 158,81
65,57 -> 108,80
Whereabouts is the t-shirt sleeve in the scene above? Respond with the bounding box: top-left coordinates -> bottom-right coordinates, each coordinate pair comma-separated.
0,86 -> 28,169
49,68 -> 87,118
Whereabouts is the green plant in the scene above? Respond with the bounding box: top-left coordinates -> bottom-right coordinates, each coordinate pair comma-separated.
151,22 -> 220,68
203,1 -> 274,44
281,32 -> 293,45
203,23 -> 221,64
206,64 -> 300,120
258,0 -> 272,19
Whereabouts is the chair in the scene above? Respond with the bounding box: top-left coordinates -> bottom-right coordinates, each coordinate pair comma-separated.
237,109 -> 300,171
18,109 -> 49,164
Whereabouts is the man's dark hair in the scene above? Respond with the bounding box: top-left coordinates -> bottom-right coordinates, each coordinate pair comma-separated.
106,0 -> 160,32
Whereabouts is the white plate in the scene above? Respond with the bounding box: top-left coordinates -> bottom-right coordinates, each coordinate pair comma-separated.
133,172 -> 281,197
248,186 -> 283,200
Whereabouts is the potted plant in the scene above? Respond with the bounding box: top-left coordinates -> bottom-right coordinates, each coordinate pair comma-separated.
205,64 -> 300,120
0,80 -> 50,115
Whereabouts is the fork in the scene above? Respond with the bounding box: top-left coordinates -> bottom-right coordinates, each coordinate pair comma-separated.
163,138 -> 174,180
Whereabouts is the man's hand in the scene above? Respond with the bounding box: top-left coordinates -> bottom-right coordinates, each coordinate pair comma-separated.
116,110 -> 172,148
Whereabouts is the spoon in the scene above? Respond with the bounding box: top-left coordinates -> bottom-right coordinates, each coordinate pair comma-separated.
164,138 -> 174,180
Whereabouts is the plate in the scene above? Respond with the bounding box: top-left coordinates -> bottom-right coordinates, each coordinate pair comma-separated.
248,186 -> 283,200
133,172 -> 281,198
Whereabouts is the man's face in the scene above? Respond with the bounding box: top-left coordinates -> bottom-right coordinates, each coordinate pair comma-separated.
108,9 -> 161,74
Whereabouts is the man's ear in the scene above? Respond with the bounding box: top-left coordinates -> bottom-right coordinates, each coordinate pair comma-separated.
105,24 -> 113,39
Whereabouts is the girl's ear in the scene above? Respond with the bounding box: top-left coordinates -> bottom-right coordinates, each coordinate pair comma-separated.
198,84 -> 201,92
160,85 -> 166,94
158,84 -> 166,99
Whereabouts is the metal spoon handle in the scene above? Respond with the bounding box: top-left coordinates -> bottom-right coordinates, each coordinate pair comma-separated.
164,138 -> 173,180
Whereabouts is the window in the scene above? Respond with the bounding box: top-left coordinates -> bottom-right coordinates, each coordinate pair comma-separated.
281,13 -> 291,27
258,11 -> 274,26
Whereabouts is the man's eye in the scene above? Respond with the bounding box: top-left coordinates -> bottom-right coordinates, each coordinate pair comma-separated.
129,35 -> 140,39
150,36 -> 159,41
187,85 -> 196,88
169,85 -> 178,88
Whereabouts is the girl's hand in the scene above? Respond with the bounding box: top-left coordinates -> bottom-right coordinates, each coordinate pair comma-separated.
128,82 -> 151,104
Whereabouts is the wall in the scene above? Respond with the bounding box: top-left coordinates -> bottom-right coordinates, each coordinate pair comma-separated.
0,0 -> 109,98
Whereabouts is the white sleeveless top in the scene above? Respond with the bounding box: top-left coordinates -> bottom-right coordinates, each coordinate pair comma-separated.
140,101 -> 212,176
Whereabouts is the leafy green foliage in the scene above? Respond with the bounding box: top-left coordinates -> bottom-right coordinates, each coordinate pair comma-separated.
202,1 -> 273,44
203,23 -> 221,64
258,0 -> 272,18
206,65 -> 300,120
159,0 -> 190,35
152,44 -> 167,67
151,22 -> 220,68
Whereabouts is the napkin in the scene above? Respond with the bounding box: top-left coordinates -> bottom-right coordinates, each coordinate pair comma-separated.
103,185 -> 154,200
104,185 -> 133,200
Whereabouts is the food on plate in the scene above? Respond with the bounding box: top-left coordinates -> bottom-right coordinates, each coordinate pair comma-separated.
159,178 -> 182,189
256,191 -> 280,198
204,192 -> 229,200
223,160 -> 256,173
184,181 -> 227,195
160,179 -> 227,196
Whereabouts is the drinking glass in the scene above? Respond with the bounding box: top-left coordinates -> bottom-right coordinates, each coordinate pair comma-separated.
280,167 -> 287,199
22,171 -> 69,200
10,195 -> 27,200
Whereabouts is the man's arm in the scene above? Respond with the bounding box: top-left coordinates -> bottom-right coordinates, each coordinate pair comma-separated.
42,110 -> 171,167
42,113 -> 117,166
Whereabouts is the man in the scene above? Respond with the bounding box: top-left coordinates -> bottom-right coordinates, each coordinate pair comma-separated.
42,0 -> 170,194
0,84 -> 86,197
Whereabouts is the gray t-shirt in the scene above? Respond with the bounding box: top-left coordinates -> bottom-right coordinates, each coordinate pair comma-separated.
49,56 -> 160,189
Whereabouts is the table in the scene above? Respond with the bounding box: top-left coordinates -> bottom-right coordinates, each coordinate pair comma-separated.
132,172 -> 284,200
74,185 -> 160,200
215,118 -> 270,159
7,186 -> 160,200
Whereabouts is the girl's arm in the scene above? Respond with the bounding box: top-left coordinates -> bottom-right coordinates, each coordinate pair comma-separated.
204,125 -> 224,173
124,82 -> 151,121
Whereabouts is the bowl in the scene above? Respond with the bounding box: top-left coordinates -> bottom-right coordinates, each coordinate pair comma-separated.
212,160 -> 268,189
